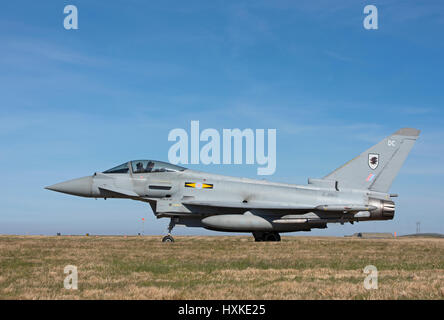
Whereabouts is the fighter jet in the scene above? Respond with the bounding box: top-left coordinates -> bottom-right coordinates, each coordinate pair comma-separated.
45,128 -> 419,242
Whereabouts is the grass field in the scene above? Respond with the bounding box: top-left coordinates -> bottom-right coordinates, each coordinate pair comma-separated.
0,235 -> 443,299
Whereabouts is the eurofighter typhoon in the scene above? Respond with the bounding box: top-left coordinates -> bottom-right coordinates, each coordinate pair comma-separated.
46,128 -> 419,242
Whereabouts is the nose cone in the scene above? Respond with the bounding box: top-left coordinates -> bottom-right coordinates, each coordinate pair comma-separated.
45,176 -> 93,197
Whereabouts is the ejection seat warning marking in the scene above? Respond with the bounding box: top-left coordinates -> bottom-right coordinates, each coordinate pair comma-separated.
185,182 -> 213,189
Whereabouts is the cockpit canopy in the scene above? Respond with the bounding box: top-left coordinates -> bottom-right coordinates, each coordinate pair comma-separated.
103,160 -> 186,174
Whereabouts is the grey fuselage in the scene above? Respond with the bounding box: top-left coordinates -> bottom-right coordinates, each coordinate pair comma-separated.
47,164 -> 395,233
47,128 -> 420,234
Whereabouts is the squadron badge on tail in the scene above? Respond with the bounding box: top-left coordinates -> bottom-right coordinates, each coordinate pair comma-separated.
368,153 -> 379,170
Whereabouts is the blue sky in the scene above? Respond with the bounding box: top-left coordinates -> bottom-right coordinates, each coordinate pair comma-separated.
1,0 -> 443,236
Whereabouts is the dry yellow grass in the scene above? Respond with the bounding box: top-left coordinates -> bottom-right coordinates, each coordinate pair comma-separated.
0,235 -> 443,299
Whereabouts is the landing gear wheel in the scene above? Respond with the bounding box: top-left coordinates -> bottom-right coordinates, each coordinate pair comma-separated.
264,232 -> 281,242
253,232 -> 264,242
253,232 -> 281,242
162,218 -> 177,242
162,235 -> 174,242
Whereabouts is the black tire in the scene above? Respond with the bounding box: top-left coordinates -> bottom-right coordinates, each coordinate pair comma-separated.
264,233 -> 275,241
162,235 -> 174,242
264,232 -> 281,242
252,232 -> 264,242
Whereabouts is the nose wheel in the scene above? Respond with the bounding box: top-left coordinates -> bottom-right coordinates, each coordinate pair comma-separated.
162,218 -> 177,243
162,235 -> 174,242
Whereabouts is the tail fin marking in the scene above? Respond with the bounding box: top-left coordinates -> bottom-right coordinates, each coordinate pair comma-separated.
324,128 -> 420,193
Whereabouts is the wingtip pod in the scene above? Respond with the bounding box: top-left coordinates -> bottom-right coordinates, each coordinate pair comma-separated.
393,128 -> 420,137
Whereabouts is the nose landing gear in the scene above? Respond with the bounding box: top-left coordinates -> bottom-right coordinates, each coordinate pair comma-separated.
162,218 -> 176,242
252,232 -> 281,242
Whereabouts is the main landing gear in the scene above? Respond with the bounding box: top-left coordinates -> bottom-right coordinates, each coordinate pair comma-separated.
162,218 -> 176,243
252,232 -> 281,242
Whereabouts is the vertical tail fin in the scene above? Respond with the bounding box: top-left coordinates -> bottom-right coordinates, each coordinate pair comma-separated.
324,128 -> 420,192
